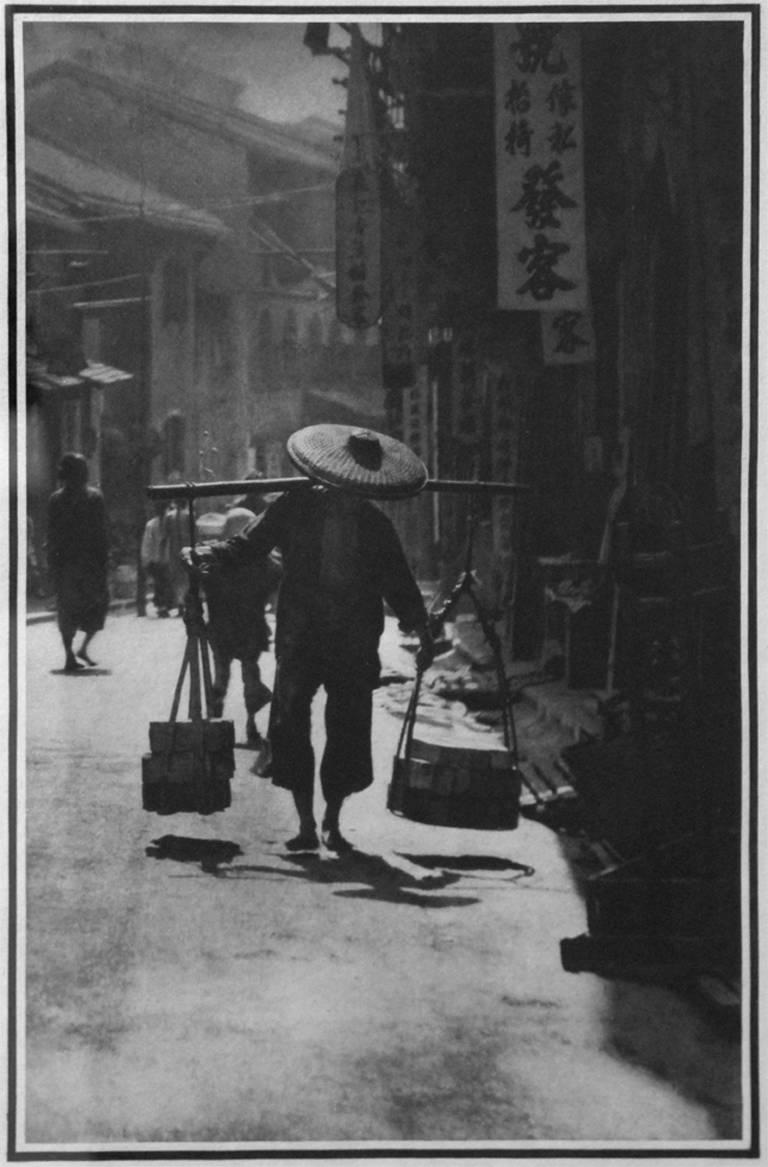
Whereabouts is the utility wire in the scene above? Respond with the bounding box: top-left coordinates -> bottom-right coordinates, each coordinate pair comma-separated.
27,272 -> 143,297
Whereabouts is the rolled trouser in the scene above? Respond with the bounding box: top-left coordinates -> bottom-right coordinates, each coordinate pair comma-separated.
242,657 -> 271,716
210,644 -> 231,718
269,653 -> 373,802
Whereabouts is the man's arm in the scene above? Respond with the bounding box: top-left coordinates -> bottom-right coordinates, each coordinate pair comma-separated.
185,493 -> 286,572
376,516 -> 435,670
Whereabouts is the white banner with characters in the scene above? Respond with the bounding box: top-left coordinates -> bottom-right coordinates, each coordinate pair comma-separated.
495,23 -> 588,313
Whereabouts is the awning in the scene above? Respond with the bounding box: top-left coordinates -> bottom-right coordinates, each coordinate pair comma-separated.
27,359 -> 134,392
27,358 -> 83,393
79,362 -> 134,386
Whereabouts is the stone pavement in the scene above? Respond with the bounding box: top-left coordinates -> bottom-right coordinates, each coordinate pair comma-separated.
24,589 -> 742,1017
19,608 -> 745,1147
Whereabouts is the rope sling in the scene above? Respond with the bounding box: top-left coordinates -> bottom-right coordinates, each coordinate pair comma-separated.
141,495 -> 235,815
388,511 -> 525,830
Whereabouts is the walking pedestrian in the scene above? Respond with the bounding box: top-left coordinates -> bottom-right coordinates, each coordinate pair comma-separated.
140,502 -> 173,617
162,483 -> 191,615
46,452 -> 110,672
27,514 -> 45,599
202,477 -> 282,749
187,425 -> 434,853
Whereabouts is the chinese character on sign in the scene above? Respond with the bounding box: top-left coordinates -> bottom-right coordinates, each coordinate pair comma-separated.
505,119 -> 534,157
496,23 -> 587,312
551,310 -> 590,354
504,79 -> 532,113
517,234 -> 576,300
508,25 -> 568,74
336,164 -> 381,328
546,79 -> 578,117
547,122 -> 577,154
541,308 -> 595,364
512,161 -> 577,229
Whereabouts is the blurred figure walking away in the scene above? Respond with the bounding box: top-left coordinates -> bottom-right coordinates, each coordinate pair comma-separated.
26,514 -> 45,600
161,474 -> 191,615
202,474 -> 282,750
140,502 -> 173,617
46,452 -> 110,671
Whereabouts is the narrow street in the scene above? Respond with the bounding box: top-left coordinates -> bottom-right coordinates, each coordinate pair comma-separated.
20,608 -> 742,1149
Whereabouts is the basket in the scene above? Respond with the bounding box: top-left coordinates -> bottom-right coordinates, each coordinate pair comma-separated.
387,671 -> 522,830
142,719 -> 235,816
141,563 -> 235,816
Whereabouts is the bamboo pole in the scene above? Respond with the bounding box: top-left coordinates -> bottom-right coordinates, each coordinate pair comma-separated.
146,477 -> 532,502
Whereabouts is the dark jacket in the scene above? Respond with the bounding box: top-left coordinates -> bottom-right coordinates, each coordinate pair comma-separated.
206,486 -> 427,684
46,484 -> 109,579
46,484 -> 110,632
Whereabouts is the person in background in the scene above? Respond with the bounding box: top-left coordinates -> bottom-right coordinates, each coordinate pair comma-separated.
188,426 -> 434,854
27,514 -> 45,600
46,452 -> 110,671
202,473 -> 282,751
140,501 -> 173,617
162,476 -> 191,614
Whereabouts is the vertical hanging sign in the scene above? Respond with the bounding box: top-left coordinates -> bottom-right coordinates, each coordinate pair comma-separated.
495,23 -> 588,315
402,366 -> 431,465
336,169 -> 381,328
336,25 -> 381,329
541,305 -> 595,363
381,196 -> 421,383
490,374 -> 521,562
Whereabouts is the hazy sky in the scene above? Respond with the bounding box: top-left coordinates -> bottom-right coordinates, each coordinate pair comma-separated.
22,18 -> 361,125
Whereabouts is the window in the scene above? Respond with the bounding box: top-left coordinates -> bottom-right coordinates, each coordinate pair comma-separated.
282,308 -> 298,374
195,292 -> 231,376
162,257 -> 188,326
307,312 -> 323,350
257,308 -> 274,379
163,412 -> 186,477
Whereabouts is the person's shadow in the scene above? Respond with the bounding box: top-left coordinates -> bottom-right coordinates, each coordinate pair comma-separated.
50,666 -> 112,676
278,849 -> 477,907
145,834 -> 480,906
398,853 -> 536,879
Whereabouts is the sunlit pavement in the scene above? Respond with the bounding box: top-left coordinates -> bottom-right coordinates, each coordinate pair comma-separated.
16,609 -> 743,1149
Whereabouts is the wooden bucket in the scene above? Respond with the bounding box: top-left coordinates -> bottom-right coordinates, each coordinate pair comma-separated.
387,674 -> 522,830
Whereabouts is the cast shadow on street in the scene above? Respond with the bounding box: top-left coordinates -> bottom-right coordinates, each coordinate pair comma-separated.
397,853 -> 536,879
50,667 -> 112,677
146,835 -> 244,873
280,850 -> 479,907
146,834 -> 479,906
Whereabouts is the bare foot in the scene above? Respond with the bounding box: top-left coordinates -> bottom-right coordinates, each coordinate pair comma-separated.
285,830 -> 319,852
321,826 -> 353,854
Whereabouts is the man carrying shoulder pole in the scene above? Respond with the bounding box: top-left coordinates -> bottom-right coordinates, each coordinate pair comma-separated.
183,425 -> 435,854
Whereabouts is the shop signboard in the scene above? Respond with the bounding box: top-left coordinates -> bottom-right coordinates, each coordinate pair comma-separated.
336,24 -> 381,330
541,305 -> 595,364
336,167 -> 381,329
382,196 -> 421,380
495,23 -> 588,314
490,373 -> 520,561
401,366 -> 431,465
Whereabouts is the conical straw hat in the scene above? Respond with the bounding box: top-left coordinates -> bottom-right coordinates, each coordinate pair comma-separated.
286,424 -> 428,499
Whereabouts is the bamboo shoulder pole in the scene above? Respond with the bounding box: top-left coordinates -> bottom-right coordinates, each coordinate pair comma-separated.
146,477 -> 531,502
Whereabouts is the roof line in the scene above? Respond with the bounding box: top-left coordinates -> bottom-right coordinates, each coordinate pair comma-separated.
26,145 -> 229,237
26,59 -> 339,173
248,220 -> 335,295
